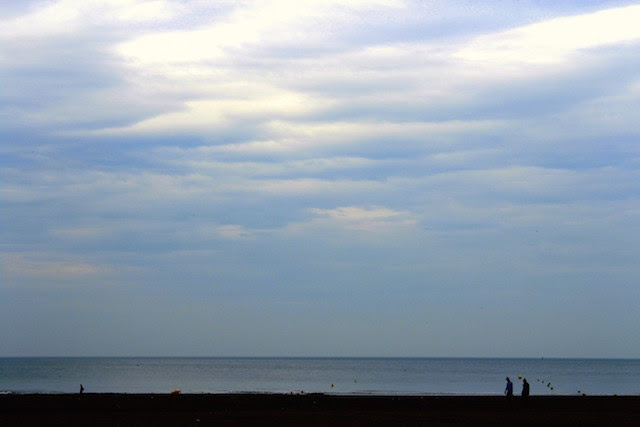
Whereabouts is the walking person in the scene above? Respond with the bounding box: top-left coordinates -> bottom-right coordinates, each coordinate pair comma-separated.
505,377 -> 513,398
521,378 -> 530,399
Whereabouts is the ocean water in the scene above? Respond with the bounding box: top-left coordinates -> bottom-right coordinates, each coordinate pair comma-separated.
1,358 -> 639,395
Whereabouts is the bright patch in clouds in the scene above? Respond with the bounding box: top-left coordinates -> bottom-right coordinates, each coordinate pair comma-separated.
215,225 -> 254,240
457,5 -> 640,67
117,0 -> 404,64
3,253 -> 104,282
1,0 -> 180,39
308,206 -> 417,232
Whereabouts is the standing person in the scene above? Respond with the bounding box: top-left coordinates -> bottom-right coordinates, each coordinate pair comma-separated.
505,377 -> 513,398
522,378 -> 530,398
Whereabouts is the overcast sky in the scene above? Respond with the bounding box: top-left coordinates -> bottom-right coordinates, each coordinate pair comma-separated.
1,0 -> 639,357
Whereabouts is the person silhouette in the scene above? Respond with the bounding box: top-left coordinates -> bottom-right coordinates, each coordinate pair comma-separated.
79,384 -> 84,394
505,377 -> 513,398
522,378 -> 529,398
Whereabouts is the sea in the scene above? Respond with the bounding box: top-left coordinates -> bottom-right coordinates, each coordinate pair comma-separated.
1,358 -> 639,396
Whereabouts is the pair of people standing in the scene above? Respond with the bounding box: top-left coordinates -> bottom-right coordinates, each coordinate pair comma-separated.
505,377 -> 529,398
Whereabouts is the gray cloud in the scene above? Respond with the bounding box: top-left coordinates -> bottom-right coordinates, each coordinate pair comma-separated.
2,1 -> 640,357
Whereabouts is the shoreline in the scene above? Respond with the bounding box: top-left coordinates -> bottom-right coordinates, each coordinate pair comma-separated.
4,391 -> 639,397
2,393 -> 640,426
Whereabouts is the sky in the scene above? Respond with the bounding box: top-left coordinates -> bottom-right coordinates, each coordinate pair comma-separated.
1,0 -> 639,358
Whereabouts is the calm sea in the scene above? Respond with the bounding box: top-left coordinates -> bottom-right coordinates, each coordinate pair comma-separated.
1,358 -> 639,395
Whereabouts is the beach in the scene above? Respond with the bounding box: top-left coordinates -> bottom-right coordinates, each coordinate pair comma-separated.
2,394 -> 639,426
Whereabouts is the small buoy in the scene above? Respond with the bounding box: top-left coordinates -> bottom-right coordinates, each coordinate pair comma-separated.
171,389 -> 181,394
518,375 -> 522,380
331,384 -> 334,388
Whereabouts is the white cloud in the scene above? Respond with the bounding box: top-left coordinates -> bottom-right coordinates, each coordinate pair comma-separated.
300,205 -> 417,233
152,148 -> 379,175
312,205 -> 413,221
95,4 -> 640,141
456,4 -> 640,68
95,91 -> 324,135
0,0 -> 80,39
117,0 -> 404,64
0,0 -> 181,40
114,0 -> 179,23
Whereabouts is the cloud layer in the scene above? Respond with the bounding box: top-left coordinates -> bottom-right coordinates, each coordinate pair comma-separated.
1,0 -> 639,357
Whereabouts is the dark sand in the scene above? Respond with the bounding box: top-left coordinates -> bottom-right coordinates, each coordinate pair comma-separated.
2,394 -> 639,426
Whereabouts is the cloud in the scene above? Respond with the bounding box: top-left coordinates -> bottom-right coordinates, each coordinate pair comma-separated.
0,0 -> 181,40
277,206 -> 419,239
308,206 -> 417,231
2,252 -> 105,283
213,224 -> 255,240
94,92 -> 324,136
1,1 -> 640,357
116,0 -> 404,64
76,2 -> 638,145
5,1 -> 639,146
456,4 -> 640,67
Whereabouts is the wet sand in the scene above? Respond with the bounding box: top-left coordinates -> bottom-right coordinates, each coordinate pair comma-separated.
2,393 -> 639,426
